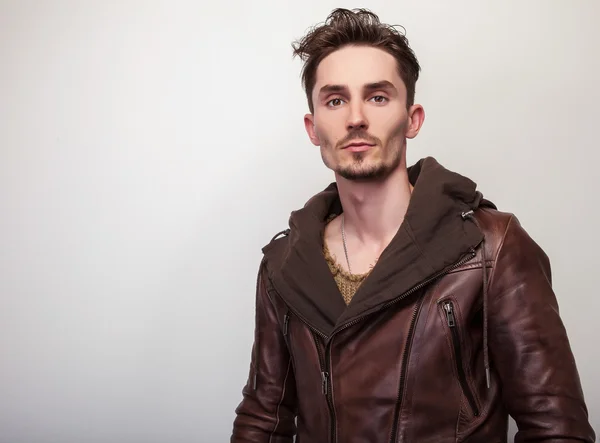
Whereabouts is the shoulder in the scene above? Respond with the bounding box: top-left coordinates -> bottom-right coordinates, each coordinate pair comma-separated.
475,207 -> 551,283
259,228 -> 291,279
474,207 -> 513,246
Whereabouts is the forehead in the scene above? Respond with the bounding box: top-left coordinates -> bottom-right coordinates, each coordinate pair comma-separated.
313,45 -> 404,93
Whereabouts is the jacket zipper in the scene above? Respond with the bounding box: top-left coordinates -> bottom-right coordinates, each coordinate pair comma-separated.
271,247 -> 479,442
312,332 -> 337,443
442,301 -> 480,417
388,296 -> 425,443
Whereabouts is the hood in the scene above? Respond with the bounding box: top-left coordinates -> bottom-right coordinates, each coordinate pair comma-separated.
262,157 -> 496,338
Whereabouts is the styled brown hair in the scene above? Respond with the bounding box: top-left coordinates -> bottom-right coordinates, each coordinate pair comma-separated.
292,8 -> 421,113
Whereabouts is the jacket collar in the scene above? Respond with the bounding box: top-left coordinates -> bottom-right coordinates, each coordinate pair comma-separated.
262,157 -> 493,338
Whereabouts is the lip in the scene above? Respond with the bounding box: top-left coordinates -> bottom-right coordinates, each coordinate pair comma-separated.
343,142 -> 375,152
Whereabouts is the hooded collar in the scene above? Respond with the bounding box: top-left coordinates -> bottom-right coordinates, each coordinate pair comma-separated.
262,157 -> 494,338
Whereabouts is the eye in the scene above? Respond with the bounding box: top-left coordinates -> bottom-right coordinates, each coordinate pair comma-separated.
369,95 -> 388,104
326,98 -> 345,108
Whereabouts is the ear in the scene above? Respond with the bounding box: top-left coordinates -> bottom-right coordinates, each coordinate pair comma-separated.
406,104 -> 425,139
304,113 -> 321,146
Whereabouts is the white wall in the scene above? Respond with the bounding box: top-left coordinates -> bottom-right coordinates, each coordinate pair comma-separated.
1,0 -> 598,441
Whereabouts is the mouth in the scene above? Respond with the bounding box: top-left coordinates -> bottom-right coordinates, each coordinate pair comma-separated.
343,141 -> 375,153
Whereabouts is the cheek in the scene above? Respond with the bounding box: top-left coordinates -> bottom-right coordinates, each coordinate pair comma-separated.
315,111 -> 347,145
316,127 -> 341,150
381,115 -> 408,144
315,127 -> 330,147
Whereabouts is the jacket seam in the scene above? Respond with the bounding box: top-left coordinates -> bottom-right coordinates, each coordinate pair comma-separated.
254,259 -> 267,391
268,356 -> 293,443
265,286 -> 292,340
486,214 -> 514,296
446,260 -> 494,274
329,336 -> 338,443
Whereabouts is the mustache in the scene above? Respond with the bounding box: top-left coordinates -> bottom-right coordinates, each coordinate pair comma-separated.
336,130 -> 381,149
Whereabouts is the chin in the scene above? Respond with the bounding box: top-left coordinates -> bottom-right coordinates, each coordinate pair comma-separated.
336,154 -> 403,181
337,163 -> 390,181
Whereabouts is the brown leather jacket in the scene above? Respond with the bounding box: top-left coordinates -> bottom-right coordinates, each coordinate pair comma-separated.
231,157 -> 595,443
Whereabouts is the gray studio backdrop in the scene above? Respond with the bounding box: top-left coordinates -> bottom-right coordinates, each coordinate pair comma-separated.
1,0 -> 598,441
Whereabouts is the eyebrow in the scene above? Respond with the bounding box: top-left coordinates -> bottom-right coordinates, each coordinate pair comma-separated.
364,80 -> 396,92
318,80 -> 397,99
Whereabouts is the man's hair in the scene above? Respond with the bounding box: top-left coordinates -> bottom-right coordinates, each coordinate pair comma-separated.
292,8 -> 421,113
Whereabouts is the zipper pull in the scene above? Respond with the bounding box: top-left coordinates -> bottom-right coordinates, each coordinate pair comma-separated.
283,313 -> 290,336
321,371 -> 329,395
444,302 -> 456,327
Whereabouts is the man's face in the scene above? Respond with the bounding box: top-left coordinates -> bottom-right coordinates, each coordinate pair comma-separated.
304,45 -> 423,181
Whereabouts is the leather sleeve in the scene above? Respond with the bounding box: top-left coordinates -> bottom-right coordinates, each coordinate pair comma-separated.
231,260 -> 298,443
488,215 -> 595,442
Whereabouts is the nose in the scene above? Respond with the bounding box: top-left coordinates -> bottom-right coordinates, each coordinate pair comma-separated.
346,102 -> 368,131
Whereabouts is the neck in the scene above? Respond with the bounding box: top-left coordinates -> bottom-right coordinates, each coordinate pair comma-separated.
336,162 -> 413,250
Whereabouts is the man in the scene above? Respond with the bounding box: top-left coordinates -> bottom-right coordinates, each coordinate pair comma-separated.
231,8 -> 594,443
